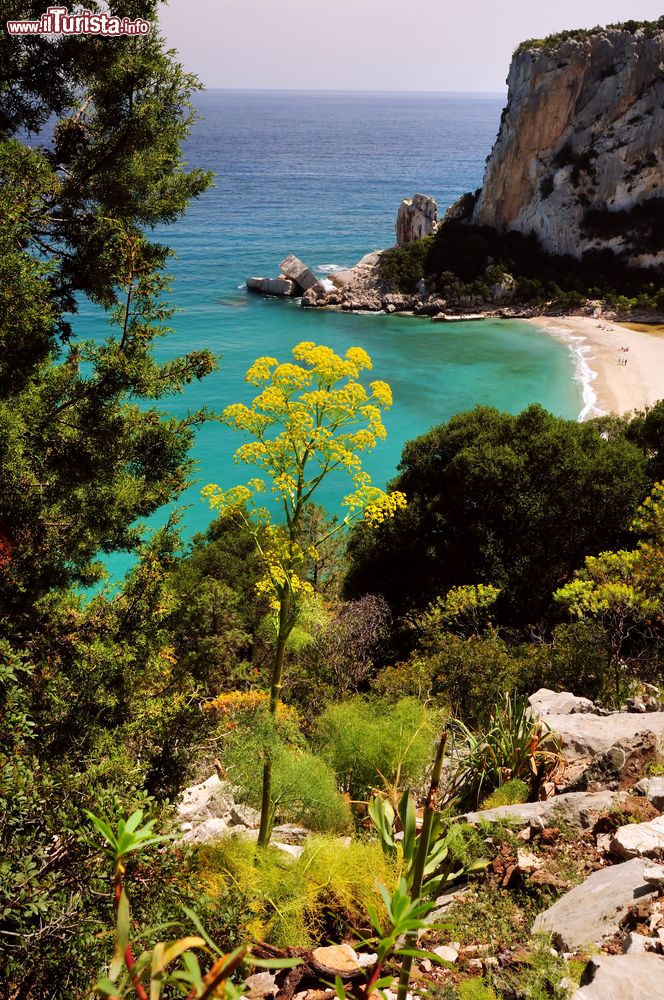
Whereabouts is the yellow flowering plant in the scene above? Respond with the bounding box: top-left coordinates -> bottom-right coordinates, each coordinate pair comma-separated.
203,342 -> 405,846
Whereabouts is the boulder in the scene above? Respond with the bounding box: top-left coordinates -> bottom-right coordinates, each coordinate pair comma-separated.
532,858 -> 661,951
181,817 -> 230,845
635,777 -> 664,811
571,954 -> 664,998
311,944 -> 362,978
546,713 -> 664,760
229,803 -> 261,828
462,789 -> 618,830
628,693 -> 662,713
177,774 -> 235,826
244,972 -> 278,999
611,817 -> 664,860
246,276 -> 297,297
395,194 -> 438,246
569,732 -> 662,792
528,688 -> 598,717
279,255 -> 319,293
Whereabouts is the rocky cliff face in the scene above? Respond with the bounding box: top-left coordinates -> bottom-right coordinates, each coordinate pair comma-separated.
395,194 -> 438,246
472,26 -> 664,265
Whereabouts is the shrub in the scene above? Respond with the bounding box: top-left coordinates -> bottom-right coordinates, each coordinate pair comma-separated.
449,693 -> 563,810
222,720 -> 352,834
481,777 -> 530,809
315,697 -> 442,801
379,237 -> 433,294
200,834 -> 396,947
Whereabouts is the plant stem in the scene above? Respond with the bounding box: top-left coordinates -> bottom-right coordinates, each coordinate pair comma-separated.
113,862 -> 149,1000
257,590 -> 292,848
396,727 -> 448,1000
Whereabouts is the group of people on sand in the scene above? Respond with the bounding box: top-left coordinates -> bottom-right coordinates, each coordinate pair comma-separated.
618,345 -> 629,366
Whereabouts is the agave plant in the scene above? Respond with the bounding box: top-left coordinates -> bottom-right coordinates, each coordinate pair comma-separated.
448,692 -> 563,810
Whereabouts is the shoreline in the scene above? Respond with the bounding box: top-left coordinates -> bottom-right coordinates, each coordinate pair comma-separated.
527,316 -> 664,420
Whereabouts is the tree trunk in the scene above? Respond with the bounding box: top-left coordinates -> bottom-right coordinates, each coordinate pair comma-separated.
257,590 -> 292,848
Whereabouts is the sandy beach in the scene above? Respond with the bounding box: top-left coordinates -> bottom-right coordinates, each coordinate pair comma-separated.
528,316 -> 664,419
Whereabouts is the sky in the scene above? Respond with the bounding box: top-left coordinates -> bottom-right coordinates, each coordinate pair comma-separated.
158,1 -> 664,93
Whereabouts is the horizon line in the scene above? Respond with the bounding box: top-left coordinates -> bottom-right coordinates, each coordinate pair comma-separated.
197,87 -> 507,97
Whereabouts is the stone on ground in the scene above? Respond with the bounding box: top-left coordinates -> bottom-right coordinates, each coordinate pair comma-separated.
311,944 -> 361,976
571,954 -> 664,998
462,789 -> 617,829
546,713 -> 664,760
529,688 -> 599,716
244,972 -> 278,999
611,816 -> 664,860
635,777 -> 664,811
177,773 -> 235,825
532,858 -> 660,951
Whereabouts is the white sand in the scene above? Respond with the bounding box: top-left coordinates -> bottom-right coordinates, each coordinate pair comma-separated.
528,316 -> 664,418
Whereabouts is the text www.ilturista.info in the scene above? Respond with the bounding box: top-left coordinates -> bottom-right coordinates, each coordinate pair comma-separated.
6,6 -> 151,35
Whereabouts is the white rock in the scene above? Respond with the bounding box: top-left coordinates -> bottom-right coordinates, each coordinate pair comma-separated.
529,688 -> 598,716
533,858 -> 660,951
181,817 -> 229,845
273,842 -> 304,860
246,276 -> 297,297
571,954 -> 664,998
516,849 -> 543,874
611,817 -> 664,860
279,255 -> 318,292
244,972 -> 277,999
177,774 -> 235,825
229,803 -> 261,828
433,945 -> 459,964
635,777 -> 664,812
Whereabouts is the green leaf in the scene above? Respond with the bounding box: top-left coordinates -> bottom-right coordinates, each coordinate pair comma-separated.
182,905 -> 223,957
398,790 -> 417,865
250,957 -> 303,969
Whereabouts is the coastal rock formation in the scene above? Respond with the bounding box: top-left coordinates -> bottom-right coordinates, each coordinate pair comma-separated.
246,276 -> 297,297
302,251 -> 385,311
395,194 -> 438,246
279,255 -> 319,293
472,24 -> 664,264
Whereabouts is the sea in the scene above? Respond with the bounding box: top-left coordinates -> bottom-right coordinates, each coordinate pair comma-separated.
71,90 -> 585,576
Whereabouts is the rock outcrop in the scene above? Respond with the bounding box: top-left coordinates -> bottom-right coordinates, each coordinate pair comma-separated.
246,276 -> 297,297
532,858 -> 662,951
571,954 -> 664,999
395,194 -> 438,247
471,24 -> 664,264
279,255 -> 319,293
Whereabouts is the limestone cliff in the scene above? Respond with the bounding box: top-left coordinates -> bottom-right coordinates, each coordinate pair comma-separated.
472,24 -> 664,265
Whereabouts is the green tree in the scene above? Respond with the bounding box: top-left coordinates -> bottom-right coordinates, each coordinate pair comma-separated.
0,1 -> 214,631
344,404 -> 649,631
204,341 -> 406,845
554,481 -> 664,699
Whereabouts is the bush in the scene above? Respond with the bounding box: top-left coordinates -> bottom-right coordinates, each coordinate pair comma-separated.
315,696 -> 442,801
481,777 -> 530,809
200,834 -> 395,947
379,237 -> 433,294
222,715 -> 352,834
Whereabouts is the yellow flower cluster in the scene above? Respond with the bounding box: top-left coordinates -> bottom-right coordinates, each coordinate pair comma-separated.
204,689 -> 301,726
363,490 -> 408,526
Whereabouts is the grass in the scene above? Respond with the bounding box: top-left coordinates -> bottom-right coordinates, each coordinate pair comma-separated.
199,833 -> 396,947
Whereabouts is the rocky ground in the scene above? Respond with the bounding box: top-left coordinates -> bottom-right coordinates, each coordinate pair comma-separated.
179,689 -> 664,998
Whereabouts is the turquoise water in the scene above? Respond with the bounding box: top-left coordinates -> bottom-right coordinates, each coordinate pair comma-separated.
72,91 -> 581,575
